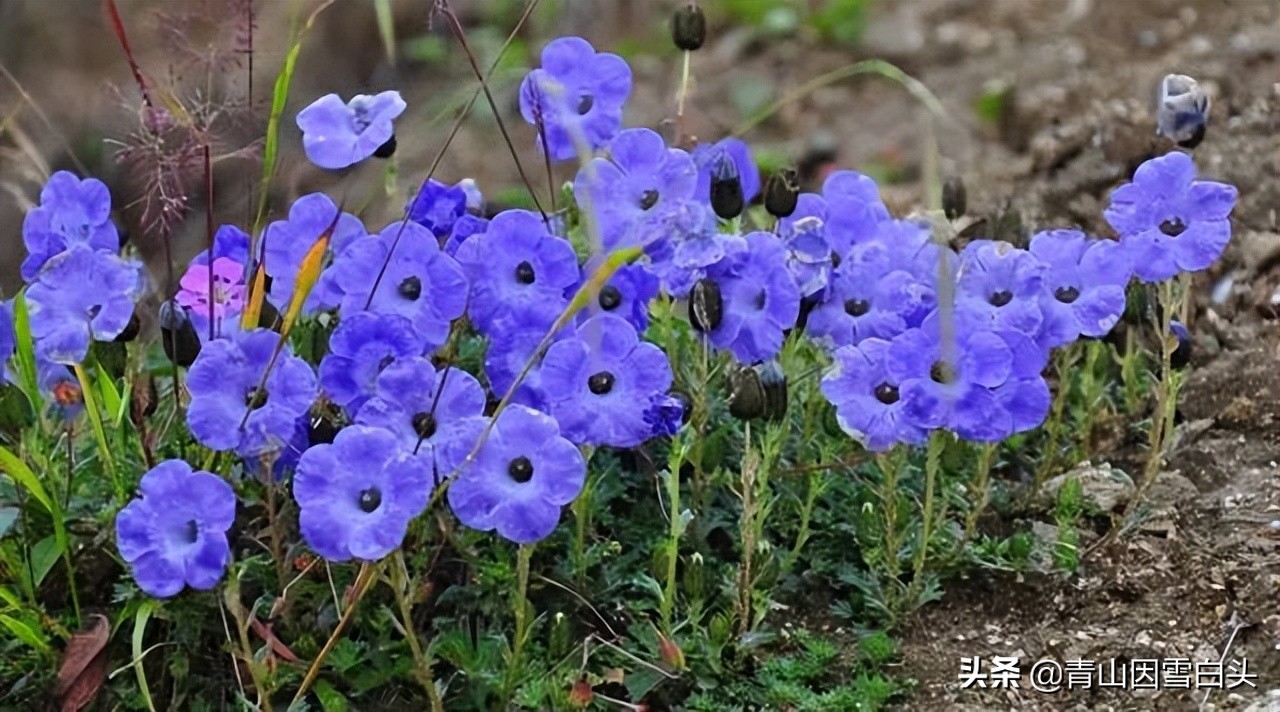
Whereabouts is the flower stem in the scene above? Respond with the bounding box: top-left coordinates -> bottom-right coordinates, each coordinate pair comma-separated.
963,443 -> 997,545
675,50 -> 692,145
873,449 -> 904,583
503,544 -> 535,705
1035,343 -> 1080,489
73,364 -> 121,502
910,433 -> 944,597
292,562 -> 377,707
660,435 -> 690,631
390,551 -> 443,712
1125,278 -> 1185,521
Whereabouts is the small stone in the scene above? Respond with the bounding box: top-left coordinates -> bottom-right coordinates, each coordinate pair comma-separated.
1042,461 -> 1135,513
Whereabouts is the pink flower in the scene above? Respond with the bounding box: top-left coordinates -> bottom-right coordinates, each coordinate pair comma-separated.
176,257 -> 246,325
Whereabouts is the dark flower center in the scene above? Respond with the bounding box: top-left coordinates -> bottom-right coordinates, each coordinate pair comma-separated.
412,411 -> 437,439
1159,217 -> 1187,237
245,387 -> 268,410
378,355 -> 396,371
398,275 -> 422,301
358,487 -> 382,513
844,299 -> 870,317
638,189 -> 659,211
930,361 -> 957,384
183,519 -> 199,544
515,261 -> 536,285
753,290 -> 767,310
576,94 -> 594,115
598,285 -> 622,311
588,371 -> 616,395
508,456 -> 534,483
830,251 -> 843,269
874,382 -> 900,405
86,304 -> 103,319
988,290 -> 1013,307
1054,286 -> 1081,304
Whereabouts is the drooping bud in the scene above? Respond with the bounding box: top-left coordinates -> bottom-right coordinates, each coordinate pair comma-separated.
671,3 -> 706,52
689,278 -> 723,332
1169,319 -> 1192,370
113,310 -> 141,343
373,134 -> 398,159
758,360 -> 788,422
942,176 -> 967,220
764,167 -> 800,218
1156,74 -> 1209,149
728,360 -> 788,422
158,301 -> 201,368
709,155 -> 744,220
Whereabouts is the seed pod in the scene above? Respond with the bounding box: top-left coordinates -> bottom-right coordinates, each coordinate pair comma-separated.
113,310 -> 141,343
308,402 -> 344,446
1156,74 -> 1209,149
689,278 -> 723,332
727,366 -> 766,421
764,167 -> 800,218
1169,319 -> 1192,370
758,360 -> 788,422
158,301 -> 202,368
672,3 -> 706,51
709,158 -> 744,220
373,134 -> 398,159
942,176 -> 967,220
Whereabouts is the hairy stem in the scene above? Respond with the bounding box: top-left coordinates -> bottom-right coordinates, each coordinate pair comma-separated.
502,544 -> 535,705
963,443 -> 997,544
391,551 -> 443,712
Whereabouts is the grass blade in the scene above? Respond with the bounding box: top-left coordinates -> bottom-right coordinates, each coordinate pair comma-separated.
12,292 -> 41,411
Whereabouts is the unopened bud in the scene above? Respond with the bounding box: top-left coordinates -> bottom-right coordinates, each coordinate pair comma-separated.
568,678 -> 594,707
942,176 -> 967,220
764,168 -> 800,218
709,157 -> 744,220
1169,319 -> 1192,370
1156,74 -> 1209,149
658,633 -> 686,670
373,134 -> 398,159
113,311 -> 141,343
158,301 -> 201,368
689,278 -> 723,332
728,360 -> 788,422
671,3 -> 706,52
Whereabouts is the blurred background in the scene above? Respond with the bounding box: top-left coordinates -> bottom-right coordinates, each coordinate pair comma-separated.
0,0 -> 1276,309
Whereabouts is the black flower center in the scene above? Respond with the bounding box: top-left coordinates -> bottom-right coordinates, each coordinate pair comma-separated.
508,456 -> 534,483
576,94 -> 594,115
988,290 -> 1013,307
183,519 -> 199,544
1159,217 -> 1187,237
398,275 -> 422,301
358,487 -> 382,513
638,189 -> 659,211
753,290 -> 767,310
1054,285 -> 1081,304
378,355 -> 396,371
844,299 -> 870,317
874,382 -> 900,405
930,361 -> 957,385
412,411 -> 437,439
588,371 -> 616,395
515,261 -> 536,285
86,304 -> 103,319
598,285 -> 622,311
830,251 -> 843,269
245,386 -> 268,410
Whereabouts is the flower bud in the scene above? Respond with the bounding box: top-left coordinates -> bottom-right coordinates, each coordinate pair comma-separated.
689,277 -> 723,332
709,157 -> 744,220
1169,319 -> 1192,370
658,633 -> 686,671
671,3 -> 706,52
764,168 -> 800,218
373,134 -> 398,159
942,176 -> 967,220
113,311 -> 141,343
158,301 -> 201,368
568,678 -> 594,707
1156,74 -> 1209,149
728,361 -> 787,421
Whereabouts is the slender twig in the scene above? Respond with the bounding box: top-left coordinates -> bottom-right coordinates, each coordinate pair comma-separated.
291,563 -> 377,706
204,144 -> 216,341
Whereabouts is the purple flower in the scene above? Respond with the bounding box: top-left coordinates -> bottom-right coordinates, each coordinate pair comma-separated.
814,170 -> 890,255
21,171 -> 120,281
1028,230 -> 1131,349
176,257 -> 246,331
643,394 -> 685,438
443,214 -> 490,257
806,262 -> 924,348
319,312 -> 426,413
821,338 -> 928,452
0,301 -> 16,383
191,224 -> 251,267
484,328 -> 562,411
704,232 -> 802,363
692,138 -> 760,205
186,328 -> 317,457
408,179 -> 468,239
355,357 -> 487,457
39,359 -> 84,420
577,259 -> 659,332
519,36 -> 632,161
115,460 -> 235,597
263,193 -> 367,313
643,200 -> 744,297
439,405 -> 585,544
294,425 -> 432,561
331,220 -> 468,350
779,214 -> 835,298
296,90 -> 406,170
955,240 -> 1047,337
574,128 -> 697,251
1104,151 -> 1237,283
26,245 -> 144,364
538,314 -> 673,447
455,210 -> 579,335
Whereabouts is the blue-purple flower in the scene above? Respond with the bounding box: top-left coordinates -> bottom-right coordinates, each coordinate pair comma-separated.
115,460 -> 235,597
455,210 -> 579,335
25,245 -> 144,364
294,425 -> 432,561
408,178 -> 469,239
692,138 -> 760,206
186,328 -> 317,457
330,220 -> 468,350
816,170 -> 889,255
577,259 -> 659,332
703,231 -> 801,363
191,224 -> 251,267
439,405 -> 585,544
821,338 -> 927,452
574,128 -> 697,250
355,357 -> 487,456
1104,151 -> 1237,283
21,171 -> 120,281
538,314 -> 673,447
443,214 -> 490,257
643,394 -> 685,438
262,193 -> 367,313
955,240 -> 1047,338
519,36 -> 632,161
296,90 -> 407,170
484,327 -> 563,411
318,312 -> 426,413
1028,229 -> 1131,349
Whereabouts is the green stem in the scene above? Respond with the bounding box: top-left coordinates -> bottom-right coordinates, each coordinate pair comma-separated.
736,421 -> 756,636
503,544 -> 535,706
391,552 -> 443,712
963,443 -> 997,544
571,484 -> 590,590
911,434 -> 944,594
73,364 -> 121,502
1035,343 -> 1080,489
1126,279 -> 1184,520
874,449 -> 904,582
782,470 -> 821,576
660,436 -> 688,631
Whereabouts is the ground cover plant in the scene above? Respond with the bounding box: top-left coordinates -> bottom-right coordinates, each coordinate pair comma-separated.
0,1 -> 1272,710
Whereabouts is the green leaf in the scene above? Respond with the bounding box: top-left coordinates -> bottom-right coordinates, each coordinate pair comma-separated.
313,679 -> 350,712
11,292 -> 41,410
29,535 -> 61,586
133,600 -> 158,712
96,369 -> 123,429
0,445 -> 54,515
0,612 -> 50,654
